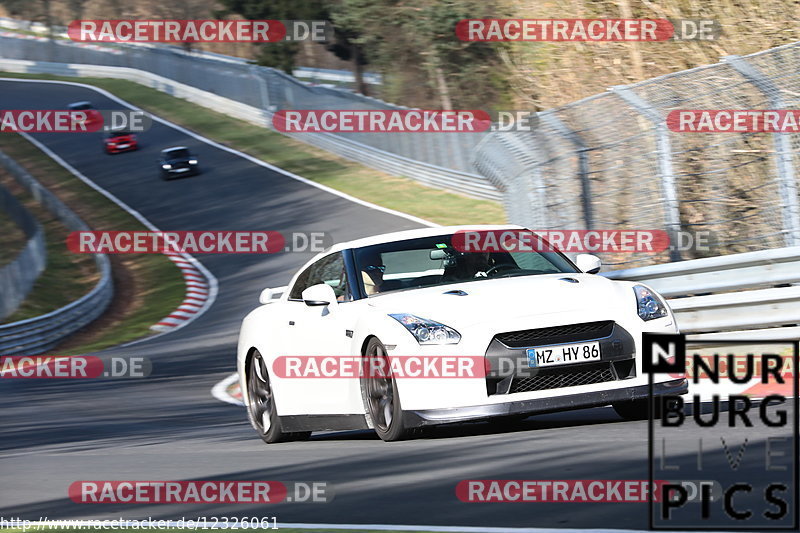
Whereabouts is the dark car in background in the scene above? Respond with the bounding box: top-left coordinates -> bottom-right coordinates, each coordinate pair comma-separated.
158,147 -> 199,179
104,129 -> 138,154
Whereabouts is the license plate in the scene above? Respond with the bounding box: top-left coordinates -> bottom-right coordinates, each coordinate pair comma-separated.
175,167 -> 189,172
118,144 -> 129,148
527,341 -> 601,368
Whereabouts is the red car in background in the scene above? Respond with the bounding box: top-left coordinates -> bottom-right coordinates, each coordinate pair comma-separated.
104,129 -> 138,154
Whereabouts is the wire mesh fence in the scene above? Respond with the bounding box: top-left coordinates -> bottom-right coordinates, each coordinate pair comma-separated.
474,41 -> 800,268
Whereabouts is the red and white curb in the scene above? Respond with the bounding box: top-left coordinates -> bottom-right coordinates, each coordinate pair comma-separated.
211,372 -> 244,406
150,250 -> 212,332
14,128 -> 218,342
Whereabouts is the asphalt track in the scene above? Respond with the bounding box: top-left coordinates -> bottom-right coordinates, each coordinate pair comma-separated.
0,79 -> 794,530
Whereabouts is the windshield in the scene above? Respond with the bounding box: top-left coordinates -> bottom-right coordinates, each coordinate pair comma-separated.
163,148 -> 190,159
353,233 -> 579,296
106,130 -> 130,138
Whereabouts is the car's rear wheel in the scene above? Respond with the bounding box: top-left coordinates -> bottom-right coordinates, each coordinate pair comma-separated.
361,338 -> 409,442
247,350 -> 310,443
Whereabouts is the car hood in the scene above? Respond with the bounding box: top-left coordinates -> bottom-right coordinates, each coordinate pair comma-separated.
366,273 -> 631,328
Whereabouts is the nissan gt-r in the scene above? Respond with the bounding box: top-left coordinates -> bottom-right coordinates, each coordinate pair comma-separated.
236,225 -> 687,443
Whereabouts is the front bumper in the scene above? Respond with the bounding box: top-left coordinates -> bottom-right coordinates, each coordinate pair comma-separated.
107,143 -> 137,153
401,378 -> 688,427
162,166 -> 199,178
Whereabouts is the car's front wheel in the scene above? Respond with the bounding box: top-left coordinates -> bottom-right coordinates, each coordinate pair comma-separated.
361,338 -> 409,442
247,350 -> 310,443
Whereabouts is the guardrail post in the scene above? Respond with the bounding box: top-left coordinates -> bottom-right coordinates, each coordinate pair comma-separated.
724,55 -> 800,247
250,65 -> 272,128
610,85 -> 683,262
471,132 -> 547,226
521,164 -> 548,229
539,113 -> 593,229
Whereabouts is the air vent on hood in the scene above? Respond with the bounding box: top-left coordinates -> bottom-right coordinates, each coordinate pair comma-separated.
559,277 -> 579,283
443,289 -> 468,296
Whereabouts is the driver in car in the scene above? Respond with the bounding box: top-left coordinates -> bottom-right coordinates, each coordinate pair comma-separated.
443,250 -> 493,281
361,253 -> 386,295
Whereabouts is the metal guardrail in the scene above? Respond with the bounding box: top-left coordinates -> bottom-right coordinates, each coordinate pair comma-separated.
0,183 -> 46,319
605,246 -> 800,338
0,34 -> 500,201
0,149 -> 112,355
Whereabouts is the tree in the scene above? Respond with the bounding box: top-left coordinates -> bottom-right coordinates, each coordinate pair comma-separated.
330,0 -> 511,109
217,0 -> 329,74
218,0 -> 370,93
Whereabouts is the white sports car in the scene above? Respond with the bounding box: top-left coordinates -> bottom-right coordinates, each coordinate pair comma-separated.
237,225 -> 687,443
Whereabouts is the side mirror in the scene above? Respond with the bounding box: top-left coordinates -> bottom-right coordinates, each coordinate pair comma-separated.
301,283 -> 337,307
259,287 -> 276,304
575,254 -> 601,274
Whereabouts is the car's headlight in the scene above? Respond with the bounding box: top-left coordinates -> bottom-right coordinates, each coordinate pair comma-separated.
634,284 -> 669,321
389,313 -> 461,345
188,159 -> 198,165
162,164 -> 172,169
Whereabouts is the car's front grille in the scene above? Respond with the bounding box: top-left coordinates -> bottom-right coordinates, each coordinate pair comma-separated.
508,362 -> 616,394
495,320 -> 614,348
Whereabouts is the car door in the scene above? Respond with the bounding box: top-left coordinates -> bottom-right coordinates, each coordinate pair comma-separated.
279,252 -> 363,415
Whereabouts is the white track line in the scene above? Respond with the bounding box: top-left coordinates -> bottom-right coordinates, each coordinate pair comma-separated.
0,76 -> 438,229
16,130 -> 219,346
2,75 -> 666,533
2,75 -> 438,344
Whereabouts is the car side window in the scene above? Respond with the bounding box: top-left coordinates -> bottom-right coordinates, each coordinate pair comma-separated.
288,253 -> 350,302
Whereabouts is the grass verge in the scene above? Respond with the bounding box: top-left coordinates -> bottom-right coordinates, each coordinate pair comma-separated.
0,133 -> 185,354
0,196 -> 27,266
0,168 -> 97,321
0,72 -> 505,226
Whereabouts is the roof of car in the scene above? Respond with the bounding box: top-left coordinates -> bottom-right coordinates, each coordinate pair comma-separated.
162,146 -> 188,152
326,224 -> 526,254
69,101 -> 92,107
284,224 -> 528,292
